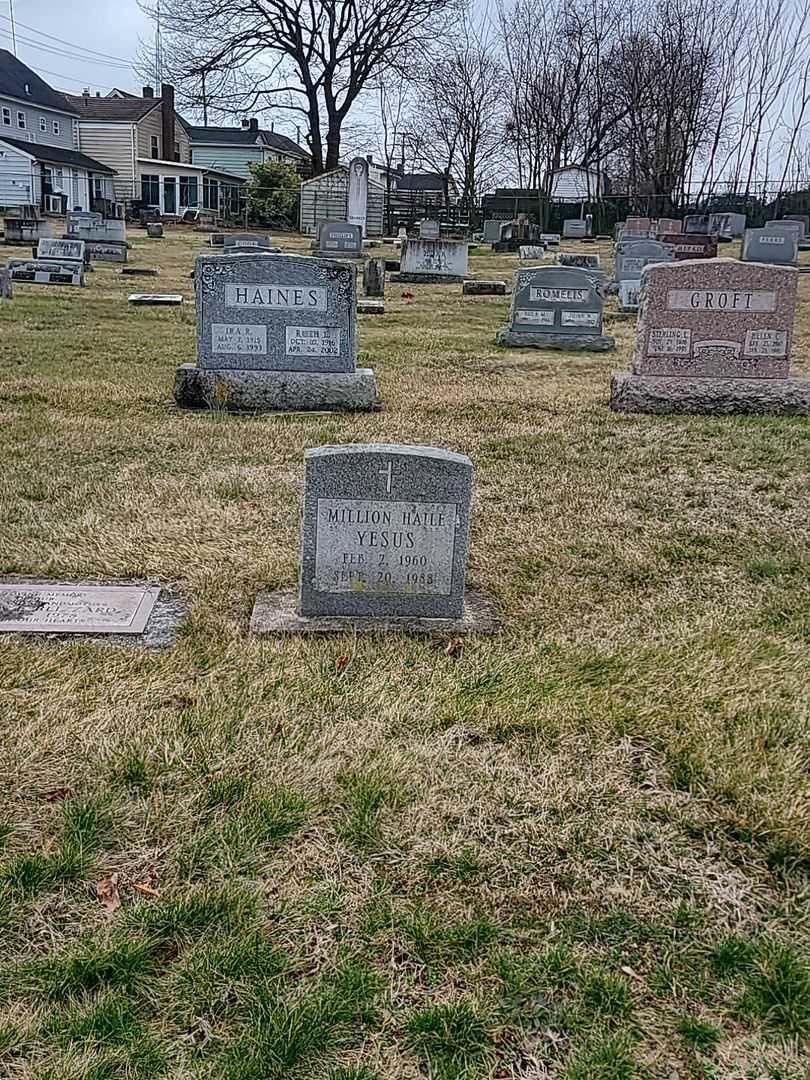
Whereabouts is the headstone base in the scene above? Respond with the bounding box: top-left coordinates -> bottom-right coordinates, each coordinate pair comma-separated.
390,272 -> 469,284
311,249 -> 364,260
610,373 -> 810,415
463,280 -> 507,295
357,299 -> 384,314
174,364 -> 379,412
249,589 -> 500,636
122,267 -> 159,276
496,328 -> 615,352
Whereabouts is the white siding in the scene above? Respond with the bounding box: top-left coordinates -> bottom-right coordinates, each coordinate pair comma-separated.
0,142 -> 35,206
300,168 -> 384,236
0,96 -> 77,149
75,122 -> 135,201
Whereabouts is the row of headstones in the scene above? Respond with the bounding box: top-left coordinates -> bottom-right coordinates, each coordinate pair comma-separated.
0,444 -> 491,641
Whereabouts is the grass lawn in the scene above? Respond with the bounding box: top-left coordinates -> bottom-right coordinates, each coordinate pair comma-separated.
0,228 -> 809,1080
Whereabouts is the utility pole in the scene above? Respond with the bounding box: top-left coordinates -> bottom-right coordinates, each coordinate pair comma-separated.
9,0 -> 17,56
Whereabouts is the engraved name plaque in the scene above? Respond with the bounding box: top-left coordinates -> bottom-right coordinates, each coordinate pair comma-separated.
0,585 -> 159,634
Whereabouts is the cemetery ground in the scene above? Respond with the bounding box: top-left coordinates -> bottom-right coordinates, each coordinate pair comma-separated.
0,229 -> 809,1080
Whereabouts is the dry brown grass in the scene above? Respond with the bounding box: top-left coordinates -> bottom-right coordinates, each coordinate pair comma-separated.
0,227 -> 809,1079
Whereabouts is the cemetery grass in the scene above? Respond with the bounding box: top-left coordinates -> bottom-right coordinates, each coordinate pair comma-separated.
0,230 -> 809,1080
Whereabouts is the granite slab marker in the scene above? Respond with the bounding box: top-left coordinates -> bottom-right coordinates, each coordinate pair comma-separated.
741,228 -> 798,265
313,221 -> 363,257
85,241 -> 128,263
347,158 -> 369,235
557,252 -> 601,270
363,257 -> 385,297
659,233 -> 718,261
562,219 -> 587,239
391,238 -> 470,283
129,294 -> 183,305
175,252 -> 377,412
222,233 -> 278,251
419,219 -> 440,240
463,280 -> 507,296
496,265 -> 614,351
610,257 -> 809,414
8,259 -> 84,286
614,239 -> 674,283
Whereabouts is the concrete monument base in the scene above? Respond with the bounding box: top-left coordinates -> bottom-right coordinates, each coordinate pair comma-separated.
390,272 -> 468,284
357,299 -> 384,314
249,589 -> 500,636
174,364 -> 379,412
496,329 -> 615,351
610,373 -> 810,415
463,280 -> 507,295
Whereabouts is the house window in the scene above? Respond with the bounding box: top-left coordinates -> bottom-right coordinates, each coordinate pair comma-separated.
1,108 -> 10,126
53,120 -> 60,136
17,112 -> 26,129
141,174 -> 160,205
39,117 -> 47,132
92,177 -> 105,199
150,135 -> 159,159
173,141 -> 180,162
179,176 -> 198,207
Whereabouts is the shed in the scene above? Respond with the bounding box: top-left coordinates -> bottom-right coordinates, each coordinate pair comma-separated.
547,166 -> 606,202
300,166 -> 385,236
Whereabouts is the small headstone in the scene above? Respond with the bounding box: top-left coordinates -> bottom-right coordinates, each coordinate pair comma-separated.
611,258 -> 808,414
684,214 -> 711,234
659,233 -> 718,260
741,228 -> 798,265
128,294 -> 183,305
357,299 -> 384,315
419,219 -> 440,240
483,220 -> 503,243
223,233 -> 275,251
85,241 -> 128,263
122,267 -> 159,277
656,218 -> 682,236
562,219 -> 587,239
558,252 -> 601,270
37,238 -> 85,263
146,224 -> 164,239
763,220 -> 803,246
209,234 -> 225,247
462,280 -> 507,296
8,259 -> 83,286
313,221 -> 363,257
615,239 -> 674,283
3,217 -> 53,245
519,245 -> 545,261
539,233 -> 561,247
0,269 -> 12,299
293,445 -> 476,621
363,258 -> 385,297
392,238 -> 469,283
496,265 -> 614,351
618,280 -> 641,310
782,214 -> 809,236
624,216 -> 651,236
0,583 -> 158,635
174,253 -> 377,412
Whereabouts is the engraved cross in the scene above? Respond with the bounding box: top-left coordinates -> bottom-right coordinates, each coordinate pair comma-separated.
379,461 -> 392,494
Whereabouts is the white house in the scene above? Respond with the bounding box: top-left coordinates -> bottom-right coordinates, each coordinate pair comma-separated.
547,166 -> 606,202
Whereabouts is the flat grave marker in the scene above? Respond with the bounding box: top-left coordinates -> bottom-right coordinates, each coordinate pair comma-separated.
0,584 -> 158,634
129,294 -> 183,305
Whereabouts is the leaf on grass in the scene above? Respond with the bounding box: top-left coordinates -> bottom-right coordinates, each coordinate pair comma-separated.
445,637 -> 464,657
335,654 -> 349,674
96,873 -> 121,915
42,787 -> 72,802
133,869 -> 160,898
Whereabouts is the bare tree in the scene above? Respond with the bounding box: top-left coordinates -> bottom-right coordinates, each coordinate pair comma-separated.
141,0 -> 455,174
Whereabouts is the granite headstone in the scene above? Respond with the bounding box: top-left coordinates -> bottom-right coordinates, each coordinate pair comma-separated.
741,228 -> 798,265
659,233 -> 718,261
314,221 -> 363,257
347,157 -> 369,235
496,265 -> 614,351
393,238 -> 470,282
614,239 -> 673,282
562,219 -> 588,239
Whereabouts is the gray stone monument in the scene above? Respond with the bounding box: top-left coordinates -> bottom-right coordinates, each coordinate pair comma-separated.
37,238 -> 85,263
175,252 -> 377,412
483,219 -> 502,243
741,228 -> 798,265
223,233 -> 278,251
610,258 -> 809,414
391,238 -> 470,283
558,252 -> 601,270
419,219 -> 440,240
463,280 -> 507,296
563,219 -> 587,239
363,258 -> 385,297
614,239 -> 673,283
146,223 -> 164,239
618,280 -> 641,311
496,265 -> 614,351
347,157 -> 369,236
519,244 -> 546,261
539,233 -> 561,247
85,241 -> 128,263
0,268 -> 12,299
312,221 -> 363,258
249,444 -> 497,634
8,259 -> 84,286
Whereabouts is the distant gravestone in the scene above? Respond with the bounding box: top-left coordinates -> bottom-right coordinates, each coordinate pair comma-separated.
122,267 -> 159,277
562,219 -> 587,239
483,219 -> 502,243
419,219 -> 440,240
128,294 -> 183,305
615,239 -> 673,283
146,223 -> 164,239
618,280 -> 641,310
65,211 -> 101,234
37,238 -> 85,263
347,157 -> 369,235
496,265 -> 614,351
764,221 -> 803,246
463,280 -> 507,296
0,268 -> 12,299
3,217 -> 52,245
684,214 -> 711,234
659,234 -> 717,261
357,299 -> 384,315
363,257 -> 385,297
223,233 -> 275,251
209,234 -> 225,247
611,258 -> 809,414
175,252 -> 377,412
85,241 -> 128,263
8,259 -> 83,286
519,245 -> 545,261
741,228 -> 798,265
393,238 -> 469,283
313,221 -> 363,257
656,218 -> 682,236
782,214 -> 809,236
624,216 -> 651,236
66,214 -> 126,244
557,252 -> 601,270
539,233 -> 561,247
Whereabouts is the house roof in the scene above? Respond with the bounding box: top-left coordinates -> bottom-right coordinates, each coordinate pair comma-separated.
0,135 -> 115,173
0,49 -> 78,115
136,156 -> 246,183
186,125 -> 308,158
64,93 -> 160,121
395,172 -> 448,192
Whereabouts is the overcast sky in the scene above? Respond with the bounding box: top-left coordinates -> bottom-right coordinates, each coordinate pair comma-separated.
0,0 -> 151,96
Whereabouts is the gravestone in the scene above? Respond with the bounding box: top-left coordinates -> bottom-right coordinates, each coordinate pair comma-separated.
684,214 -> 711,234
539,233 -> 561,247
392,238 -> 470,283
66,214 -> 126,244
496,265 -> 614,351
3,217 -> 52,245
483,219 -> 502,243
313,221 -> 363,258
783,214 -> 809,236
659,233 -> 717,260
209,234 -> 225,247
146,224 -> 164,239
618,280 -> 641,311
347,157 -> 369,235
624,216 -> 651,236
0,583 -> 158,635
611,258 -> 809,414
614,239 -> 673,283
363,257 -> 385,297
37,238 -> 85,263
357,299 -> 384,315
0,268 -> 11,299
656,218 -> 682,236
463,280 -> 507,296
222,233 -> 276,251
741,228 -> 798,265
65,211 -> 101,234
174,252 -> 377,412
86,241 -> 128,263
419,219 -> 441,240
122,267 -> 159,277
8,259 -> 83,286
558,252 -> 601,270
764,221 -> 803,248
519,245 -> 545,261
249,444 -> 497,634
563,219 -> 587,239
128,294 -> 183,305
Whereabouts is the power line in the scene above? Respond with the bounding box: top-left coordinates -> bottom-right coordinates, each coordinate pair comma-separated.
0,12 -> 133,65
0,24 -> 134,69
